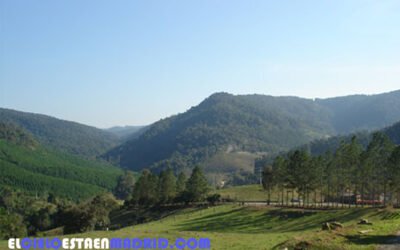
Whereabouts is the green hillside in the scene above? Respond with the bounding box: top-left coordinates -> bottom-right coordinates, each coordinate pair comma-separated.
0,123 -> 123,200
0,108 -> 119,157
303,120 -> 400,156
0,122 -> 38,148
8,205 -> 399,250
104,93 -> 334,173
382,121 -> 400,145
104,90 -> 400,175
316,90 -> 400,134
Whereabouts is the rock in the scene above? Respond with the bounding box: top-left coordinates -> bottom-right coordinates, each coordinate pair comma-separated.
322,222 -> 331,230
322,221 -> 343,231
330,221 -> 344,229
359,229 -> 373,234
358,219 -> 372,225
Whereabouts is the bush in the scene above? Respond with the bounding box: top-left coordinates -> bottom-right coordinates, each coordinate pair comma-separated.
206,194 -> 221,205
0,209 -> 27,240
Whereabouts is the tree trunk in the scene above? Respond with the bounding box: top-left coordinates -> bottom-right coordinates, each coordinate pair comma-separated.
314,191 -> 317,208
341,187 -> 345,209
348,184 -> 352,209
355,185 -> 358,208
336,187 -> 339,208
361,182 -> 365,208
372,182 -> 376,208
327,182 -> 331,208
291,190 -> 294,207
286,190 -> 289,206
320,189 -> 324,208
383,179 -> 387,207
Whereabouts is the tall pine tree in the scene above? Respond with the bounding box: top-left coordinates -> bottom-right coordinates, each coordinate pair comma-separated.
185,166 -> 209,202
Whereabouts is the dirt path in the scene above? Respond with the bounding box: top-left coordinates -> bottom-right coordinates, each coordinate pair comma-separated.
377,231 -> 400,250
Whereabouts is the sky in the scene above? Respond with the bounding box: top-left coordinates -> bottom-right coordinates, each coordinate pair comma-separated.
1,0 -> 399,128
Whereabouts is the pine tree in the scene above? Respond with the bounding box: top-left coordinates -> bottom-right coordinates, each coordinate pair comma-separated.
132,169 -> 159,206
271,156 -> 288,206
262,165 -> 275,205
158,168 -> 177,204
176,172 -> 187,194
362,132 -> 395,206
287,150 -> 310,206
114,171 -> 136,200
388,146 -> 400,206
185,166 -> 210,202
334,137 -> 362,207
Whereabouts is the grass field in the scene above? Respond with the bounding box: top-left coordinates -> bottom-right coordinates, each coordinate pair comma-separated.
2,204 -> 399,250
217,184 -> 299,202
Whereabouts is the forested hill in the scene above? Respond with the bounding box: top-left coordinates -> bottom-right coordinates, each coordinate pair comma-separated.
0,123 -> 122,200
316,90 -> 400,134
104,93 -> 334,172
0,108 -> 119,157
104,90 -> 400,173
304,120 -> 400,156
0,122 -> 38,148
382,121 -> 400,145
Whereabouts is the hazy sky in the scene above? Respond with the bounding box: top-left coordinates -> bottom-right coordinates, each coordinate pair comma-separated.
1,0 -> 399,128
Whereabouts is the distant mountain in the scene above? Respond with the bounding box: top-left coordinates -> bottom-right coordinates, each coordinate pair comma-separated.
0,123 -> 122,200
0,108 -> 119,157
104,90 -> 400,176
316,90 -> 400,134
303,120 -> 400,156
104,92 -> 334,173
382,121 -> 400,145
105,125 -> 148,140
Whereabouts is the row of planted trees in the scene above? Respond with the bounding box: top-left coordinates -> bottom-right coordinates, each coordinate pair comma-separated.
0,166 -> 213,239
261,132 -> 400,208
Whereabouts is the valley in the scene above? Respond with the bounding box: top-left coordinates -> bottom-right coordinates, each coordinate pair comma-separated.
1,91 -> 400,250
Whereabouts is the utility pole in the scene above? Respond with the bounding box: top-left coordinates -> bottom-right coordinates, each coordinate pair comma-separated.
259,167 -> 262,186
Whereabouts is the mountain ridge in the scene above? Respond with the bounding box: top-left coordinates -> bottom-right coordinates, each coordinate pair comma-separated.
105,125 -> 148,140
0,108 -> 119,158
103,90 -> 400,175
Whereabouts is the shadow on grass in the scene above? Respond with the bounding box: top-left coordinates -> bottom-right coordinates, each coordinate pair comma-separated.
345,234 -> 399,245
110,206 -> 205,228
176,207 -> 374,234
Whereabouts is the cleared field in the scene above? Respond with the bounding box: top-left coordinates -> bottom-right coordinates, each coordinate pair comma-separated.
217,184 -> 299,202
2,205 -> 399,250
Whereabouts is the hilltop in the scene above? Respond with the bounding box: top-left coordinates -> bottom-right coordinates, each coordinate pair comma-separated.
104,90 -> 400,177
0,108 -> 119,158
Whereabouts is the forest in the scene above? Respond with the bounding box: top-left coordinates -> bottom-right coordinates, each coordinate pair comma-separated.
0,166 -> 214,240
261,132 -> 400,207
105,91 -> 400,176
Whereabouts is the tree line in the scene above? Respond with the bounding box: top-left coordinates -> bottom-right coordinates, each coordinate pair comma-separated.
0,166 -> 215,240
261,132 -> 400,207
115,166 -> 216,206
0,188 -> 119,239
